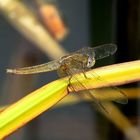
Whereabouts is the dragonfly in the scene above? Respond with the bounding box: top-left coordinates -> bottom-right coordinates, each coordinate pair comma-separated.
7,44 -> 128,112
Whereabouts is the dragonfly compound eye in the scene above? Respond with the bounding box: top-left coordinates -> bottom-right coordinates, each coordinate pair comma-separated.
87,56 -> 95,68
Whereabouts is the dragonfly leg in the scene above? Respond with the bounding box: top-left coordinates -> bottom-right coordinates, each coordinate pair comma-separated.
82,72 -> 88,79
89,71 -> 128,104
88,92 -> 109,114
81,69 -> 91,79
67,76 -> 76,93
89,70 -> 100,79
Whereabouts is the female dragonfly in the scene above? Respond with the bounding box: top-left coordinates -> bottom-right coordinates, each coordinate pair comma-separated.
7,44 -> 128,112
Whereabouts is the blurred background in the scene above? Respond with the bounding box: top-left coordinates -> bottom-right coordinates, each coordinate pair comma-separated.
0,0 -> 140,139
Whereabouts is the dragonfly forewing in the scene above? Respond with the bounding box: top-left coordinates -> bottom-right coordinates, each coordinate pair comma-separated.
76,44 -> 117,61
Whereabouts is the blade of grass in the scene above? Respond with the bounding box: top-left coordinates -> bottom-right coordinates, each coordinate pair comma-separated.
0,0 -> 66,59
1,87 -> 140,113
0,60 -> 140,139
0,78 -> 69,139
98,102 -> 140,140
56,87 -> 140,108
68,60 -> 140,92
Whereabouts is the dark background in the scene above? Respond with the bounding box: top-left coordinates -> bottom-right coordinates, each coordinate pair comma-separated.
0,0 -> 140,140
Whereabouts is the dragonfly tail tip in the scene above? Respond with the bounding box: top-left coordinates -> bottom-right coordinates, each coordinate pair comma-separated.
6,69 -> 15,74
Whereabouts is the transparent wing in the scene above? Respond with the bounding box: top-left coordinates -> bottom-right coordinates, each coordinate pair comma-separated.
87,71 -> 128,104
7,59 -> 61,74
57,52 -> 127,113
64,68 -> 109,113
65,68 -> 128,114
76,43 -> 117,61
93,43 -> 117,60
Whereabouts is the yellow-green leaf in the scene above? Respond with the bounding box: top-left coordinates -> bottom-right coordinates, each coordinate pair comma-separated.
0,60 -> 140,139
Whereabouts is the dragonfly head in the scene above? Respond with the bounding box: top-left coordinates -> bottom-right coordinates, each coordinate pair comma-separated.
86,55 -> 95,68
79,47 -> 96,68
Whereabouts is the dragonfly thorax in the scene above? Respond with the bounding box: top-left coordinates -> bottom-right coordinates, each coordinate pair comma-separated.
60,53 -> 89,68
57,53 -> 90,77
